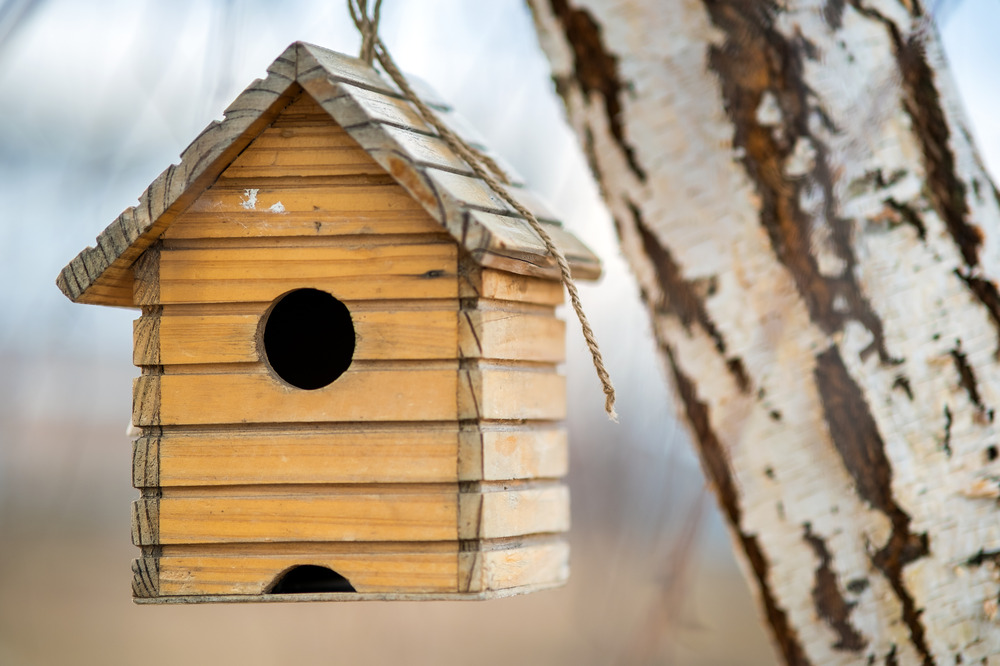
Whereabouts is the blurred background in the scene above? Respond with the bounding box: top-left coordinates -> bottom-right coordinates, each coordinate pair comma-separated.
0,1 -> 995,663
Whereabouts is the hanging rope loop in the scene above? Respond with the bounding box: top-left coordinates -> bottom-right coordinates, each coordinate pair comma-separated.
344,0 -> 618,420
348,0 -> 382,65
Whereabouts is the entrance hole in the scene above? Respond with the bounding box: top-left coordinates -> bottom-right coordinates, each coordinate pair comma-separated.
262,288 -> 355,390
268,565 -> 357,594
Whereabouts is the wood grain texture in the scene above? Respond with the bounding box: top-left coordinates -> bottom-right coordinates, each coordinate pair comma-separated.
460,266 -> 564,306
131,557 -> 159,598
150,309 -> 457,365
131,498 -> 159,546
155,551 -> 459,596
136,369 -> 459,426
155,491 -> 459,543
156,242 -> 458,304
459,308 -> 565,363
458,365 -> 566,421
141,428 -> 460,487
458,427 -> 568,481
458,486 -> 570,540
458,539 -> 569,594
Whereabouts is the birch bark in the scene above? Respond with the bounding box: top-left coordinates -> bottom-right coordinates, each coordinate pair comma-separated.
528,1 -> 1000,664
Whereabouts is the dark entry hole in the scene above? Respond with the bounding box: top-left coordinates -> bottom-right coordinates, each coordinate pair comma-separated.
262,288 -> 355,390
269,565 -> 357,594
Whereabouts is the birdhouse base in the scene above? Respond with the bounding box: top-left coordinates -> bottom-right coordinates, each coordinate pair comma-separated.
133,581 -> 566,604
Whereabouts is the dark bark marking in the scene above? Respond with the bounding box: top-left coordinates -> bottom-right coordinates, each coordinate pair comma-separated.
846,578 -> 870,594
986,445 -> 998,462
943,405 -> 953,457
703,0 -> 894,364
803,522 -> 868,651
814,346 -> 934,665
547,0 -> 646,181
850,2 -> 981,267
892,374 -> 914,401
886,644 -> 899,666
632,200 -> 751,394
964,548 -> 1000,567
884,198 -> 928,241
955,269 -> 1000,354
823,0 -> 846,29
950,343 -> 984,410
770,409 -> 783,422
665,344 -> 812,666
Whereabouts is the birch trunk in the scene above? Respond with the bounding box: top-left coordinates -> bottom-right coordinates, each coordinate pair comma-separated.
528,1 -> 1000,664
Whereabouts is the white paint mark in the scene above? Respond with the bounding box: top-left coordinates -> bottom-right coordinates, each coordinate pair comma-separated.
240,188 -> 259,210
269,201 -> 286,213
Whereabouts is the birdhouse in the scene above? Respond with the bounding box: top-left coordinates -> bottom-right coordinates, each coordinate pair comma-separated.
56,42 -> 600,603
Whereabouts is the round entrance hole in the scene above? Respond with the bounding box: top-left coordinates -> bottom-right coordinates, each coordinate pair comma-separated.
262,288 -> 355,390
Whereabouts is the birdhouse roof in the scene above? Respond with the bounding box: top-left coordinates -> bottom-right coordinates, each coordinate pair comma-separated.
56,42 -> 602,307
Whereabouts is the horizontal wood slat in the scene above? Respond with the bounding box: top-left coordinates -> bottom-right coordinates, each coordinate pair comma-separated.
137,429 -> 461,487
459,309 -> 565,363
458,428 -> 568,481
155,551 -> 459,596
459,540 -> 569,594
139,309 -> 458,366
135,369 -> 458,426
458,486 -> 570,540
459,367 -> 566,421
155,492 -> 459,543
461,267 -> 564,306
157,243 -> 457,304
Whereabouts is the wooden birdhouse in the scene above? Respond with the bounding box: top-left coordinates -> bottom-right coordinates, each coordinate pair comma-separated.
56,42 -> 600,603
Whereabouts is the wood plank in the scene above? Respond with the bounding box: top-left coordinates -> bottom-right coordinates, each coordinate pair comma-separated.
459,540 -> 569,593
150,309 -> 458,365
459,366 -> 566,421
155,551 -> 459,596
460,266 -> 564,306
459,309 -> 565,362
458,486 -> 570,539
155,492 -> 459,543
141,428 -> 460,487
138,369 -> 459,426
157,243 -> 457,304
458,427 -> 568,481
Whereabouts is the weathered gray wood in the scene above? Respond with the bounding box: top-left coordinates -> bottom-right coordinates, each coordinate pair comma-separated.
131,498 -> 159,546
131,557 -> 159,598
133,583 -> 565,604
132,437 -> 159,489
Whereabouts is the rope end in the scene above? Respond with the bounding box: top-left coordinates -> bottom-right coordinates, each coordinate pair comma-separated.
605,394 -> 619,423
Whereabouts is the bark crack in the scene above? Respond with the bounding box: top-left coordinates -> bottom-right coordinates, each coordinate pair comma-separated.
665,343 -> 812,666
632,200 -> 751,394
803,522 -> 868,652
702,0 -> 895,364
546,0 -> 646,182
814,346 -> 934,665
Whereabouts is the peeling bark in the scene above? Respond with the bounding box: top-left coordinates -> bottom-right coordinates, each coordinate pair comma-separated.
529,0 -> 1000,663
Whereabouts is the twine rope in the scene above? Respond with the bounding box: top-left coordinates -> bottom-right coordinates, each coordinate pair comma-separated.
348,0 -> 618,420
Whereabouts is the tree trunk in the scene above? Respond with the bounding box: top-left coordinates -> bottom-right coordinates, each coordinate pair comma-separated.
528,1 -> 1000,664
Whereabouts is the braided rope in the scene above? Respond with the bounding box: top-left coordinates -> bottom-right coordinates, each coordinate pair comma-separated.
348,1 -> 618,420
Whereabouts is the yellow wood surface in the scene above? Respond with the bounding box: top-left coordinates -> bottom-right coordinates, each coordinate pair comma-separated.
155,551 -> 460,596
142,309 -> 458,365
459,308 -> 565,362
155,491 -> 459,544
140,428 -> 461,487
461,266 -> 564,306
459,540 -> 569,594
133,368 -> 459,426
458,366 -> 566,421
458,427 -> 568,481
458,486 -> 570,540
156,242 -> 457,304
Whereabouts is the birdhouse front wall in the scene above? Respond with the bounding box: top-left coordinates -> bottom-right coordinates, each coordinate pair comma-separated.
128,91 -> 571,600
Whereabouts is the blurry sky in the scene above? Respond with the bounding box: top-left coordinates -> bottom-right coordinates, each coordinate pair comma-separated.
0,0 -> 998,552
